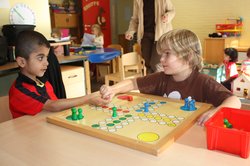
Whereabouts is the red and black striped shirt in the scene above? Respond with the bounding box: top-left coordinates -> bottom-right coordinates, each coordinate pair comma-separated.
9,73 -> 58,118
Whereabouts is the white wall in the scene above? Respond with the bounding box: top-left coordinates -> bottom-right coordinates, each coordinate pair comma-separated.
112,0 -> 250,48
172,0 -> 250,47
0,0 -> 51,38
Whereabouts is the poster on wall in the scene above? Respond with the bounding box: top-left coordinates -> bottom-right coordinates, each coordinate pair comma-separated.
82,0 -> 111,47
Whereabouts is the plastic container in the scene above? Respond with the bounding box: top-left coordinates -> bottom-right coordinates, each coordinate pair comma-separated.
205,107 -> 250,158
2,24 -> 36,46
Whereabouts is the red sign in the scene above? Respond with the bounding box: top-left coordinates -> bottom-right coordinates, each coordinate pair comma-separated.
82,0 -> 111,47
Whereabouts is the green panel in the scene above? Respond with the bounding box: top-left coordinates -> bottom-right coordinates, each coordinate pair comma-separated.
0,73 -> 18,96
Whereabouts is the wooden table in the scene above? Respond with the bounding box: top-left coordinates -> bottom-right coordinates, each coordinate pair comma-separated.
0,111 -> 249,166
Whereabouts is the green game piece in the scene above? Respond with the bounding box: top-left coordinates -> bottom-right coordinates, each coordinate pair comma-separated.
223,118 -> 233,128
227,123 -> 233,128
71,107 -> 77,121
112,107 -> 118,118
77,108 -> 84,120
223,118 -> 229,124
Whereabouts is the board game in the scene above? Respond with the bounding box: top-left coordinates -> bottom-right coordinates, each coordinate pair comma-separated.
47,92 -> 212,156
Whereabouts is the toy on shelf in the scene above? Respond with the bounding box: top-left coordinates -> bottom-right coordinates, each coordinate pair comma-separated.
216,17 -> 243,37
232,73 -> 250,98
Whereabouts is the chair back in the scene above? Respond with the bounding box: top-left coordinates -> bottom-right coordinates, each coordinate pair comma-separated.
107,44 -> 124,55
131,43 -> 146,76
133,43 -> 141,55
0,96 -> 12,123
118,52 -> 143,78
104,51 -> 144,85
121,52 -> 141,67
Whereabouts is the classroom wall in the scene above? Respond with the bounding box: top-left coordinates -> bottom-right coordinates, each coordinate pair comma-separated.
1,1 -> 249,46
110,0 -> 133,43
113,0 -> 250,47
0,0 -> 51,38
172,0 -> 250,47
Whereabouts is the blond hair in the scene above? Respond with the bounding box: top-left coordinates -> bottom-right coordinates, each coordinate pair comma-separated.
91,24 -> 103,37
156,29 -> 203,71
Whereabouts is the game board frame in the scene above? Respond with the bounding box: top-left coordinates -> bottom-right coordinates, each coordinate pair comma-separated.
47,92 -> 212,156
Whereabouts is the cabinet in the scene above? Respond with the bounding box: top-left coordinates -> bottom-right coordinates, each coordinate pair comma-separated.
203,38 -> 239,64
50,11 -> 82,43
52,13 -> 78,28
61,65 -> 86,98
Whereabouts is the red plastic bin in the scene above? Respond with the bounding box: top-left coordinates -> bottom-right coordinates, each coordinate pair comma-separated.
205,107 -> 250,158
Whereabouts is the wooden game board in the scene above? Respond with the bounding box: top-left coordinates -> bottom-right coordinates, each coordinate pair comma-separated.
47,92 -> 212,156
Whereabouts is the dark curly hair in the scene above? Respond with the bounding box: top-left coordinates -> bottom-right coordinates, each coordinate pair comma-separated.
224,47 -> 238,62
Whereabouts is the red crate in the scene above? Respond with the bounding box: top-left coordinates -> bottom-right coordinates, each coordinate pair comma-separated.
205,107 -> 250,158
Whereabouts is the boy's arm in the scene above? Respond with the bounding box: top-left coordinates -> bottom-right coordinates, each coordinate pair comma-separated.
100,78 -> 138,100
197,95 -> 241,126
43,92 -> 109,112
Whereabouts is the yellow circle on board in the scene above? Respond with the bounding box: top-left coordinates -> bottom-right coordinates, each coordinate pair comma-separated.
163,118 -> 171,122
168,123 -> 176,127
154,116 -> 161,120
138,113 -> 145,117
137,132 -> 160,142
146,115 -> 153,118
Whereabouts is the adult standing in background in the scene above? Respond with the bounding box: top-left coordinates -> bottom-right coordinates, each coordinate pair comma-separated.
125,0 -> 175,73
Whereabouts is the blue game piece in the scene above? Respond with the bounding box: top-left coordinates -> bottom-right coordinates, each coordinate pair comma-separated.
144,102 -> 149,113
188,99 -> 197,111
180,96 -> 197,111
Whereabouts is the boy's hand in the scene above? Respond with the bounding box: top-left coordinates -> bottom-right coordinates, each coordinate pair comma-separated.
197,109 -> 217,126
89,96 -> 110,106
100,85 -> 114,101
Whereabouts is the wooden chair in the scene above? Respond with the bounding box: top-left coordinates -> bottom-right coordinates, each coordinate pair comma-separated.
124,43 -> 146,76
105,52 -> 144,85
96,44 -> 124,82
0,96 -> 12,123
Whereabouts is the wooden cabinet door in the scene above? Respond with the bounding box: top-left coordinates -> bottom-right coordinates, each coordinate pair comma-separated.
203,38 -> 225,64
53,13 -> 78,28
203,38 -> 239,64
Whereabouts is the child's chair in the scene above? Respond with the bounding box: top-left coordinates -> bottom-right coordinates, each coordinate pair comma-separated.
124,43 -> 146,76
0,96 -> 12,123
96,44 -> 124,82
105,52 -> 144,85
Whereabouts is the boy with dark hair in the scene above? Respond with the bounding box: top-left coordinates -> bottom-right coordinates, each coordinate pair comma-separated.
9,30 -> 107,118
